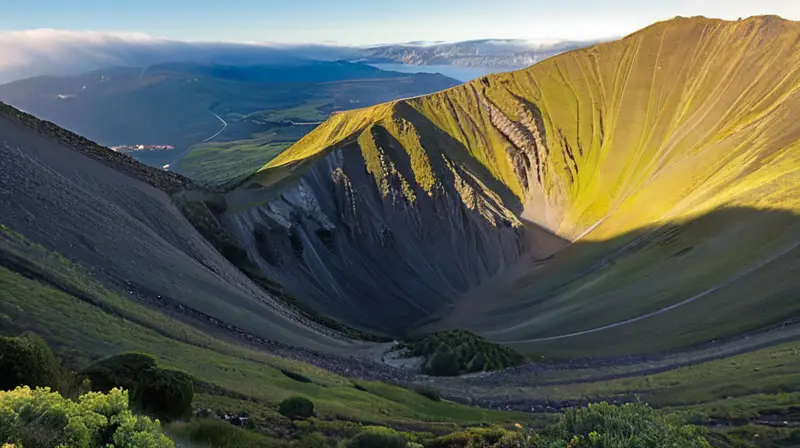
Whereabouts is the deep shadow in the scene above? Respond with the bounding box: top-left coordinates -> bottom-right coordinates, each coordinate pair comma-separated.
428,207 -> 800,358
238,108 -> 554,337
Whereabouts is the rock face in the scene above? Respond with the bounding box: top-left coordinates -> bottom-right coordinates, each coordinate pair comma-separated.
223,133 -> 530,336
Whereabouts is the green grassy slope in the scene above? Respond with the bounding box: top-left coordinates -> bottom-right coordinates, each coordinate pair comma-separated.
242,16 -> 800,356
0,225 -> 521,427
256,15 -> 799,233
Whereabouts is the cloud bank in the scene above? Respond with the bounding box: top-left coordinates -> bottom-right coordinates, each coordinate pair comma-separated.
0,29 -> 361,83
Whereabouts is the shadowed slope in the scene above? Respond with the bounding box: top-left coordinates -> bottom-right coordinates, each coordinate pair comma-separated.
227,16 -> 800,349
0,103 -> 369,353
430,207 -> 800,356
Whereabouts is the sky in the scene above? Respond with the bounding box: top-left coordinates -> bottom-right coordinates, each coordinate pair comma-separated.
2,0 -> 799,45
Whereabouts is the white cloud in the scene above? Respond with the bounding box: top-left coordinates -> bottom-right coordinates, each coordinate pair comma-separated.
0,29 -> 360,83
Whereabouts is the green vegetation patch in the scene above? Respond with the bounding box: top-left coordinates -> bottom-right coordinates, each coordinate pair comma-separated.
0,386 -> 174,448
397,330 -> 526,376
179,138 -> 293,186
0,235 -> 520,426
545,402 -> 711,447
131,366 -> 195,422
168,418 -> 286,448
0,333 -> 67,393
278,396 -> 315,420
82,352 -> 158,393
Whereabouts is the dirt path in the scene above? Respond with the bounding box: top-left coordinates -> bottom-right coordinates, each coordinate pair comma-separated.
202,112 -> 228,143
167,111 -> 228,169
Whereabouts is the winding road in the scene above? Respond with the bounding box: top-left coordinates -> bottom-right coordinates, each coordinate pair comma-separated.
202,112 -> 228,143
165,111 -> 227,169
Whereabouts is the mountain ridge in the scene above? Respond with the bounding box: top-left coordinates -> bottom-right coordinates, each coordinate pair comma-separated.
224,14 -> 800,345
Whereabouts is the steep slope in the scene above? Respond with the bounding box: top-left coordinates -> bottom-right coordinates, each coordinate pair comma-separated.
0,103 -> 367,353
225,16 -> 800,350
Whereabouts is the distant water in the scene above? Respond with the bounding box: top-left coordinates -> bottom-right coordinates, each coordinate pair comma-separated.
370,63 -> 512,82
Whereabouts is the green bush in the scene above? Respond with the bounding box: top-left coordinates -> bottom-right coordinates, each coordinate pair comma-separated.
82,352 -> 193,422
398,330 -> 525,376
0,386 -> 174,448
0,333 -> 64,392
131,367 -> 194,422
279,369 -> 313,384
427,426 -> 515,448
297,432 -> 328,448
278,396 -> 314,420
546,402 -> 712,447
347,427 -> 407,448
414,385 -> 441,402
427,348 -> 460,377
82,352 -> 157,392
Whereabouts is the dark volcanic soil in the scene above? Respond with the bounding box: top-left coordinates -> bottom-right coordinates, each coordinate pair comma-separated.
0,108 -> 366,353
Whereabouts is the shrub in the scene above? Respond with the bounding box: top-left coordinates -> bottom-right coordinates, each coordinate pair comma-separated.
297,432 -> 328,448
279,369 -> 313,384
0,386 -> 174,448
169,418 -> 283,448
278,396 -> 314,420
414,385 -> 441,401
131,367 -> 194,422
0,333 -> 64,392
427,426 -> 515,448
82,352 -> 193,422
546,402 -> 711,447
399,330 -> 525,376
347,427 -> 407,448
427,348 -> 460,377
81,352 -> 157,392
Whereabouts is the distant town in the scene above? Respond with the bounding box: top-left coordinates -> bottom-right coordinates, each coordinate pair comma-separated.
110,144 -> 175,152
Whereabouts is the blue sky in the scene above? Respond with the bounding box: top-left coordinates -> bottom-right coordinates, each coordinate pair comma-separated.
2,0 -> 799,44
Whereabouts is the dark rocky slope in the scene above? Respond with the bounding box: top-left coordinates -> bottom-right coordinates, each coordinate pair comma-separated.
222,104 -> 568,336
0,103 -> 364,353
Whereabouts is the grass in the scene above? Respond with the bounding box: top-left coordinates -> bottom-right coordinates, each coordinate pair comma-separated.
441,207 -> 800,357
0,227 -> 526,428
168,418 -> 288,448
247,102 -> 330,123
179,140 -> 292,185
445,341 -> 800,410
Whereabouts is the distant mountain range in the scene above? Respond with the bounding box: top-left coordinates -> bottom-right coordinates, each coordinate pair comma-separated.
357,39 -> 599,69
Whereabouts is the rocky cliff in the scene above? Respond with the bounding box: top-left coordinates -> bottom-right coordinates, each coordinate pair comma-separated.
221,106 -> 558,335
